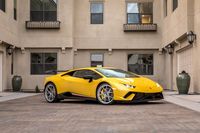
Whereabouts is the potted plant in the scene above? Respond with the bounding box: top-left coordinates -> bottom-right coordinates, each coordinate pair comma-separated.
176,71 -> 190,94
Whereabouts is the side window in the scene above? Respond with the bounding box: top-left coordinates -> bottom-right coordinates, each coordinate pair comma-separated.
73,70 -> 86,78
84,70 -> 102,80
72,70 -> 102,80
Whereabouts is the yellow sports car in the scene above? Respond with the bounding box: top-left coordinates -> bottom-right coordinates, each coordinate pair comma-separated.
44,67 -> 164,105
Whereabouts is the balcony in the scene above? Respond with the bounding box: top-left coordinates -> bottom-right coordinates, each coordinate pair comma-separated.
26,21 -> 61,29
124,24 -> 157,32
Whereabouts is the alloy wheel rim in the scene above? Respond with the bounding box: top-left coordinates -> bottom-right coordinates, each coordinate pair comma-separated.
97,84 -> 113,104
45,84 -> 56,102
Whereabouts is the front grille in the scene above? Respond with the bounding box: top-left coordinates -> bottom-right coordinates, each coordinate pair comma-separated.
131,92 -> 164,102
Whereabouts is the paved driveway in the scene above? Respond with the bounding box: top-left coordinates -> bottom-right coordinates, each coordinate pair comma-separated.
0,95 -> 200,133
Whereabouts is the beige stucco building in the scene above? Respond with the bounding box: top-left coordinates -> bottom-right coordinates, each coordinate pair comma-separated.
0,0 -> 199,93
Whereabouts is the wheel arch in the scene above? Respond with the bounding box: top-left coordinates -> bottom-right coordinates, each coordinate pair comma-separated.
96,81 -> 111,96
44,81 -> 57,91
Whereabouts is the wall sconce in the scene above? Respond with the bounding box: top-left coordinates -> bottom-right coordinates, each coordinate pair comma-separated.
166,44 -> 174,55
6,46 -> 14,55
187,31 -> 196,44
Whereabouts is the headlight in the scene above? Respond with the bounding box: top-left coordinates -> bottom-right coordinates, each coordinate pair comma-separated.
156,83 -> 161,87
123,84 -> 135,88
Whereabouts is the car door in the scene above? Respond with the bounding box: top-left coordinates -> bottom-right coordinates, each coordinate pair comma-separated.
70,69 -> 102,97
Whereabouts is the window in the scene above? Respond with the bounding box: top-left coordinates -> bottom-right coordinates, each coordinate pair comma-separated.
31,53 -> 57,75
127,2 -> 153,24
90,3 -> 103,24
14,0 -> 17,20
30,0 -> 57,21
96,68 -> 139,78
73,70 -> 102,80
172,0 -> 178,11
164,0 -> 167,17
128,54 -> 153,75
0,0 -> 5,12
91,54 -> 104,67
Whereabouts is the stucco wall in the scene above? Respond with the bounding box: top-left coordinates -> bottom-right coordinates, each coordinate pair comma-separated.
193,0 -> 200,93
18,0 -> 74,48
8,48 -> 74,91
161,0 -> 193,46
0,0 -> 18,45
74,0 -> 162,49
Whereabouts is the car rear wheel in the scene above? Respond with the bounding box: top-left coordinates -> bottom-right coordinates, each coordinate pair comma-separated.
96,83 -> 114,105
44,83 -> 59,103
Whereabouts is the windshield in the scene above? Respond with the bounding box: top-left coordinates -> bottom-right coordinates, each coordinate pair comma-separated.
96,68 -> 139,78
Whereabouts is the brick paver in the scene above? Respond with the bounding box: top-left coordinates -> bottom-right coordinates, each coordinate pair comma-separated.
0,95 -> 200,133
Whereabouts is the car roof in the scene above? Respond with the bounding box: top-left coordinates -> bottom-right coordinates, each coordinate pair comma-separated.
72,67 -> 115,71
57,67 -> 115,77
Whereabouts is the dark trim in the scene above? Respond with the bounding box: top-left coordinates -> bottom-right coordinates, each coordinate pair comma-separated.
57,92 -> 96,101
123,92 -> 133,99
132,92 -> 164,103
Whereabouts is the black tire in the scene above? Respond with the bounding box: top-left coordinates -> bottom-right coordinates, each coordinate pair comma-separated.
44,83 -> 60,103
96,83 -> 114,105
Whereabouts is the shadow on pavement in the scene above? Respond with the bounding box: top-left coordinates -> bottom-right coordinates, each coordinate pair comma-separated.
56,99 -> 166,106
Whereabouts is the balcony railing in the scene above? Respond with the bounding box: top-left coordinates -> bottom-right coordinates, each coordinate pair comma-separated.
26,21 -> 61,29
124,24 -> 157,32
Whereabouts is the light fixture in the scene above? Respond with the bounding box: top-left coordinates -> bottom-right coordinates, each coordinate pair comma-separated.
187,31 -> 196,44
166,44 -> 174,55
6,46 -> 14,55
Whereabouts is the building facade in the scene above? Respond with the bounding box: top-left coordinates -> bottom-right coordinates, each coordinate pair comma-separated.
0,0 -> 199,93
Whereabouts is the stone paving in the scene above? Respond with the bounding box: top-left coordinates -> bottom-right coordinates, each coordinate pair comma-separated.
164,91 -> 200,112
0,92 -> 38,102
0,95 -> 200,133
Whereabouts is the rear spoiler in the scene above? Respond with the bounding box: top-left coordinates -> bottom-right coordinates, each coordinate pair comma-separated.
45,70 -> 69,75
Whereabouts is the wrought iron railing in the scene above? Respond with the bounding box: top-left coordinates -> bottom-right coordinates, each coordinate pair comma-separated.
124,24 -> 157,32
26,21 -> 61,29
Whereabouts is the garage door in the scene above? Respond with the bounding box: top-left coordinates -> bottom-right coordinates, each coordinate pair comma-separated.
0,52 -> 2,92
177,47 -> 193,92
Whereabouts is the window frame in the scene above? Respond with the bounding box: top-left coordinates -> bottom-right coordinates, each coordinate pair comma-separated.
30,0 -> 58,22
90,53 -> 104,67
126,2 -> 153,24
30,53 -> 57,75
0,0 -> 6,12
90,2 -> 104,24
127,54 -> 154,75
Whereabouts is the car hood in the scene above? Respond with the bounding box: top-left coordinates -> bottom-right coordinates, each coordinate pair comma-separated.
108,77 -> 163,93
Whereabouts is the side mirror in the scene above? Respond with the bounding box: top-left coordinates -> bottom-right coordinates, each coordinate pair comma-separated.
83,75 -> 93,83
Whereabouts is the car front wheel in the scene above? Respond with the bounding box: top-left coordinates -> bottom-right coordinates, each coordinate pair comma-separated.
44,83 -> 59,103
96,83 -> 114,105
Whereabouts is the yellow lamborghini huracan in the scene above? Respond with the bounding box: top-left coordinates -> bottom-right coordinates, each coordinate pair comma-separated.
44,67 -> 164,105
